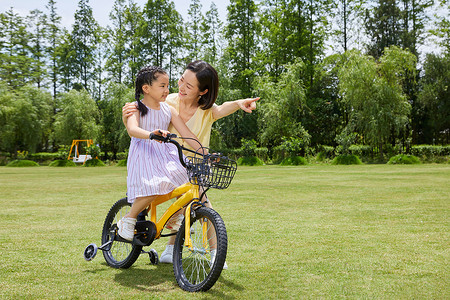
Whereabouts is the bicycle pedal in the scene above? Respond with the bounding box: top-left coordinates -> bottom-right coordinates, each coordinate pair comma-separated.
133,220 -> 157,246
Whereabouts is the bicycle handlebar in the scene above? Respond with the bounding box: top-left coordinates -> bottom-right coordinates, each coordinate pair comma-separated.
149,132 -> 199,168
150,132 -> 237,190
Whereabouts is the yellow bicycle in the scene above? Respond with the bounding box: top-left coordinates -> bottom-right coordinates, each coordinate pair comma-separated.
83,133 -> 237,292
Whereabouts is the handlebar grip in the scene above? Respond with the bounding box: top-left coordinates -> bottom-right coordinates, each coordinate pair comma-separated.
149,132 -> 178,142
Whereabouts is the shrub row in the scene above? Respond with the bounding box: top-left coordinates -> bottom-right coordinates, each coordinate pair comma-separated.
410,145 -> 450,157
2,144 -> 448,167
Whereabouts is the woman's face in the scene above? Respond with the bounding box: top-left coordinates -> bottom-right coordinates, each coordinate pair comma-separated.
177,70 -> 206,103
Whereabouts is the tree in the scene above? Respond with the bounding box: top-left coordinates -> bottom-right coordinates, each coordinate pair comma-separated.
415,53 -> 450,144
224,0 -> 260,97
28,9 -> 48,89
365,0 -> 402,59
55,30 -> 75,93
332,0 -> 366,53
0,83 -> 52,153
257,0 -> 293,81
92,27 -> 108,101
304,0 -> 333,88
138,0 -> 184,83
338,47 -> 416,155
123,0 -> 143,86
106,0 -> 128,84
98,83 -> 134,157
430,0 -> 450,54
70,0 -> 101,93
53,89 -> 101,145
399,0 -> 434,57
186,0 -> 203,62
0,9 -> 38,88
303,54 -> 346,146
200,2 -> 223,65
45,0 -> 62,99
255,59 -> 309,147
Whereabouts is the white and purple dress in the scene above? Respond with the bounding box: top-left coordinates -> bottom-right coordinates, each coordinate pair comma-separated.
126,102 -> 188,203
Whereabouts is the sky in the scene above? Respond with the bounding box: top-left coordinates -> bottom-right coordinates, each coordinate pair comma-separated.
0,0 -> 230,29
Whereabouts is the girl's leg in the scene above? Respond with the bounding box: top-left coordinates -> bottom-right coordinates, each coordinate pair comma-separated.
126,195 -> 157,219
118,195 -> 156,241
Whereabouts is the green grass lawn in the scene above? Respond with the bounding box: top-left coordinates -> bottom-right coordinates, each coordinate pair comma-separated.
0,164 -> 448,299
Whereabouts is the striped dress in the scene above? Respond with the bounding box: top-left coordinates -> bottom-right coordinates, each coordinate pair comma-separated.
126,102 -> 188,203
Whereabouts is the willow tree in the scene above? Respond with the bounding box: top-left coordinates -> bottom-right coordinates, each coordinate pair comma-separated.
338,46 -> 416,155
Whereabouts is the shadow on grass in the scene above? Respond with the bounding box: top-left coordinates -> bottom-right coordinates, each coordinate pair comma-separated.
86,259 -> 244,296
114,264 -> 244,297
113,263 -> 177,292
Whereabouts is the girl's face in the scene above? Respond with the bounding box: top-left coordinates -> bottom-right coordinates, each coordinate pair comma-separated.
143,73 -> 169,102
178,70 -> 207,103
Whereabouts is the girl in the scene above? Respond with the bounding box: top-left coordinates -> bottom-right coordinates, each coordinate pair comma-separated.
117,66 -> 203,241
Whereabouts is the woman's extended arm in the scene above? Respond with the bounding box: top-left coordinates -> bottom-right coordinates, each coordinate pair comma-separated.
212,97 -> 260,120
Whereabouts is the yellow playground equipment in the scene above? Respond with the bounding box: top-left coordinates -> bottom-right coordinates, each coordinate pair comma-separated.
67,139 -> 94,164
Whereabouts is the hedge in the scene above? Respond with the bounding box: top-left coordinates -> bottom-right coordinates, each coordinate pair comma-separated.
411,145 -> 450,157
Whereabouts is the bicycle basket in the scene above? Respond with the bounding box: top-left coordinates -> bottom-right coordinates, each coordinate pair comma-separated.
185,152 -> 237,189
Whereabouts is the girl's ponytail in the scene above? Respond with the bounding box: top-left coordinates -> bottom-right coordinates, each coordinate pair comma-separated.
135,87 -> 148,116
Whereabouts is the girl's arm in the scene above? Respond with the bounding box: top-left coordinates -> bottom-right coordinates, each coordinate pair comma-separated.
212,97 -> 260,120
169,106 -> 205,151
126,110 -> 160,139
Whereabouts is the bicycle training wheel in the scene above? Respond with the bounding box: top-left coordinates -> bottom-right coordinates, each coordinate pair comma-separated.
173,207 -> 227,292
101,197 -> 142,268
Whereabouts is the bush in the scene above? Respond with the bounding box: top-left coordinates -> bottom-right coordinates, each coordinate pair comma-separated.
56,145 -> 70,160
254,147 -> 269,162
30,152 -> 60,162
348,144 -> 373,158
237,156 -> 264,166
331,154 -> 362,165
280,156 -> 308,166
240,139 -> 258,157
411,145 -> 450,158
116,152 -> 128,161
387,154 -> 421,165
49,159 -> 77,167
6,160 -> 39,167
315,145 -> 335,162
86,144 -> 101,158
117,159 -> 127,167
84,158 -> 105,167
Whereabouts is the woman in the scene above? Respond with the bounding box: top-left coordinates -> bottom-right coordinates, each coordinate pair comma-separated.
122,60 -> 259,267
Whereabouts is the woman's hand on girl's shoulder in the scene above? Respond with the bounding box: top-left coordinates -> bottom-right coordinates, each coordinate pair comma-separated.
122,102 -> 138,118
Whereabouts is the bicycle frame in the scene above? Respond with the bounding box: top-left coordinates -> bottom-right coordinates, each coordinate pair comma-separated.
147,181 -> 200,249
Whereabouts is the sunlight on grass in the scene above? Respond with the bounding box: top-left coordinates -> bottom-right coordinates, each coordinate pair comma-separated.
0,165 -> 448,299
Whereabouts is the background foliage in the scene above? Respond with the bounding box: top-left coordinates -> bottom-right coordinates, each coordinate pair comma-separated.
0,0 -> 449,161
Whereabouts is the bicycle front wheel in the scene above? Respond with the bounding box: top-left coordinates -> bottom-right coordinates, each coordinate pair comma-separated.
101,197 -> 142,268
173,207 -> 227,292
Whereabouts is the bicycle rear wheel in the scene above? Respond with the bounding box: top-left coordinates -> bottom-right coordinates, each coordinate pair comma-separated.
173,207 -> 227,292
101,197 -> 142,268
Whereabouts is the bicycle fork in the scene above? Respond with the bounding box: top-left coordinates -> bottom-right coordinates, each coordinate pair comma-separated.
184,187 -> 199,250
